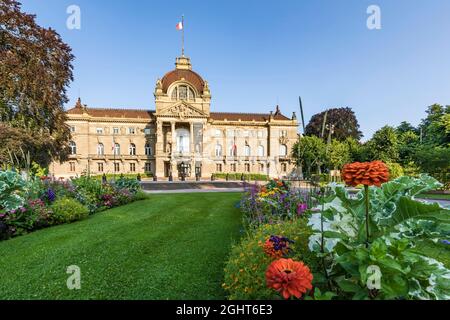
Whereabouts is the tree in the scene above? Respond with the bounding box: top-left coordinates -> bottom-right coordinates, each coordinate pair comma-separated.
396,121 -> 418,135
305,107 -> 363,141
292,136 -> 327,177
365,126 -> 399,162
327,139 -> 351,170
419,104 -> 449,146
397,130 -> 420,166
0,0 -> 74,168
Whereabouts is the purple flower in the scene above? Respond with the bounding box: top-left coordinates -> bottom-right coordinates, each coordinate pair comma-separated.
46,188 -> 56,203
296,203 -> 308,215
441,240 -> 450,245
20,207 -> 26,213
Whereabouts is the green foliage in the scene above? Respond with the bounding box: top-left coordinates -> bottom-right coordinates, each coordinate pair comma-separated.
307,175 -> 450,299
327,139 -> 351,170
30,162 -> 48,178
50,197 -> 89,225
292,135 -> 327,177
420,104 -> 449,146
386,162 -> 404,179
113,177 -> 141,194
366,126 -> 399,162
223,218 -> 320,300
0,170 -> 26,212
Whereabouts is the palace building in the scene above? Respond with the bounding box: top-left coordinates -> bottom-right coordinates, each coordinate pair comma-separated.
51,55 -> 299,179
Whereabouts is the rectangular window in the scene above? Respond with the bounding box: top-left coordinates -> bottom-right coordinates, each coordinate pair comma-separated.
244,163 -> 250,172
281,163 -> 287,172
230,163 -> 236,172
113,127 -> 119,135
280,130 -> 288,137
259,163 -> 264,172
145,162 -> 152,172
96,128 -> 103,134
69,162 -> 75,172
216,164 -> 222,172
97,163 -> 104,172
215,129 -> 221,137
130,163 -> 136,172
70,126 -> 76,133
114,163 -> 120,172
128,127 -> 135,135
144,128 -> 151,135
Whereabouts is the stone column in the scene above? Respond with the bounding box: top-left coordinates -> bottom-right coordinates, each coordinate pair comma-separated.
171,121 -> 176,175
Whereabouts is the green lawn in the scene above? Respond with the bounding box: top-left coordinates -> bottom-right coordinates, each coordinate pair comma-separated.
0,193 -> 243,300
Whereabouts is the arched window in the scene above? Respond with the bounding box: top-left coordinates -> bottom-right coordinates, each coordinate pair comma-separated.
114,143 -> 120,156
97,143 -> 104,156
229,144 -> 237,157
171,87 -> 178,100
129,143 -> 136,156
257,145 -> 264,157
215,143 -> 222,157
69,141 -> 77,155
244,145 -> 251,157
145,143 -> 153,156
170,84 -> 196,101
279,144 -> 288,157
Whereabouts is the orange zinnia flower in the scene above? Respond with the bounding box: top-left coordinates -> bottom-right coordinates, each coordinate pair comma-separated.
342,160 -> 389,187
266,258 -> 313,300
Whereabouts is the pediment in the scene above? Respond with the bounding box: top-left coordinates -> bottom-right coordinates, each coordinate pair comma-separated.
158,102 -> 208,119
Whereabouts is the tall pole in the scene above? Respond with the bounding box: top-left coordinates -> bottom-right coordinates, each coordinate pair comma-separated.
113,131 -> 116,181
299,96 -> 306,135
182,15 -> 185,56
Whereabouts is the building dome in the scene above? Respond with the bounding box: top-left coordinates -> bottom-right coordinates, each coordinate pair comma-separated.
160,56 -> 205,95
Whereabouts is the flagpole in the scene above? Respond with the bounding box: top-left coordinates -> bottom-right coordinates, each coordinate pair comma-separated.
182,15 -> 185,56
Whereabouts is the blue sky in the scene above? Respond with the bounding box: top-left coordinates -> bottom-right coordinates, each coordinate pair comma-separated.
20,0 -> 450,140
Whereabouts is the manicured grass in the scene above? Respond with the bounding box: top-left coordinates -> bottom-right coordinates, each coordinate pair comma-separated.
0,193 -> 243,300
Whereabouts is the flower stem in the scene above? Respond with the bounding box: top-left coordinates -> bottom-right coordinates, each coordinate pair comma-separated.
364,185 -> 370,248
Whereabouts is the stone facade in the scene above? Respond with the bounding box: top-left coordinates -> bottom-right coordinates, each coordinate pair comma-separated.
50,56 -> 299,179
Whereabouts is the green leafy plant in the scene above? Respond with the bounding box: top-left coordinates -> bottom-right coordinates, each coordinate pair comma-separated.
50,197 -> 89,225
308,175 -> 450,299
0,170 -> 27,212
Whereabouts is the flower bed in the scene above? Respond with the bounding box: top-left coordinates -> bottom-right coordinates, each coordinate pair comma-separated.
225,166 -> 450,300
0,171 -> 146,240
240,178 -> 315,230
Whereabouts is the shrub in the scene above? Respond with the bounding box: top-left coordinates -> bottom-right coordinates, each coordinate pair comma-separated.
0,198 -> 51,237
386,162 -> 405,179
50,197 -> 89,225
223,218 -> 321,300
113,177 -> 141,194
0,170 -> 27,212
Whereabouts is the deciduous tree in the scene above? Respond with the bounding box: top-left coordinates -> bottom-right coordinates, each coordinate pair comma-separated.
0,0 -> 74,167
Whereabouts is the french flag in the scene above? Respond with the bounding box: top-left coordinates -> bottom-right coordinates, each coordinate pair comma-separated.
176,21 -> 183,30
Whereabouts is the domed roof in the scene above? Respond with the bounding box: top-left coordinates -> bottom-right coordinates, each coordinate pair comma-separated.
161,68 -> 205,94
